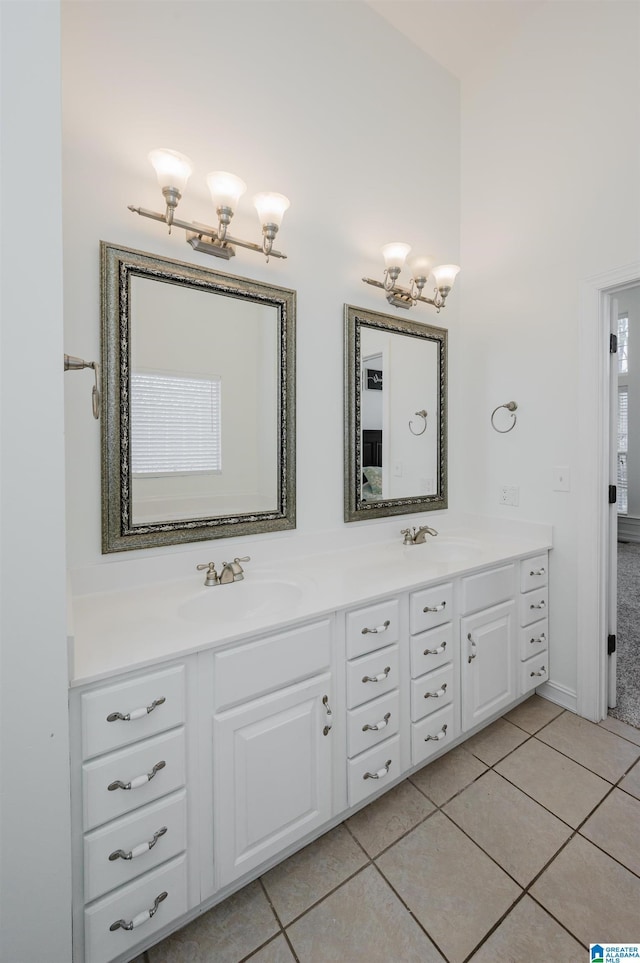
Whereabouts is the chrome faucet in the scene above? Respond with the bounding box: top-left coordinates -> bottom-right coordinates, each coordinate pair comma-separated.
197,556 -> 251,586
400,525 -> 438,545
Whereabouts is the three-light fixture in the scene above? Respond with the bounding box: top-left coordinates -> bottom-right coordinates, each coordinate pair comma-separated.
363,242 -> 460,311
128,148 -> 290,261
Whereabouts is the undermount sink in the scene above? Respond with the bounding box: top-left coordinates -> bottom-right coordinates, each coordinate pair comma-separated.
178,577 -> 305,624
401,536 -> 482,564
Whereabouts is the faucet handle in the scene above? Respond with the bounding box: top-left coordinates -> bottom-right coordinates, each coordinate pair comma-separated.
228,556 -> 251,580
196,562 -> 219,586
400,529 -> 414,545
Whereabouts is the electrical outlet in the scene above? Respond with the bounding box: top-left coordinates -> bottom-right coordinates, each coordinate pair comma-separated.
499,485 -> 519,507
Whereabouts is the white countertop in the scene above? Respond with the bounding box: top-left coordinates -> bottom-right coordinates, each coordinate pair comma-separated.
69,520 -> 552,687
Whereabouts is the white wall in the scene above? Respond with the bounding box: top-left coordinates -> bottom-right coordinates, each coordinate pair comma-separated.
460,0 -> 640,701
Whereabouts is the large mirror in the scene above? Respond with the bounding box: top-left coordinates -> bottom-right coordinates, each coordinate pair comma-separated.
344,304 -> 447,522
101,243 -> 295,552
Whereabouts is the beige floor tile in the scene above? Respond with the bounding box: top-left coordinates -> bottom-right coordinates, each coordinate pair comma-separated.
467,896 -> 585,963
620,760 -> 640,800
346,778 -> 434,857
536,711 -> 640,782
531,835 -> 640,944
377,812 -> 520,963
245,935 -> 296,963
599,715 -> 640,746
286,865 -> 445,963
409,745 -> 487,806
444,771 -> 571,885
580,788 -> 640,875
504,695 -> 564,734
261,824 -> 368,925
495,737 -> 610,827
463,718 -> 529,766
147,880 -> 278,963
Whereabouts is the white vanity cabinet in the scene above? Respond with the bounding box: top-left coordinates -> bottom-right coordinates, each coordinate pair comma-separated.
518,553 -> 550,693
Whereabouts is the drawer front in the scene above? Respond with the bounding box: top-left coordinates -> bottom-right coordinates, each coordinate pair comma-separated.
460,565 -> 515,615
410,583 -> 453,634
520,651 -> 549,694
83,729 -> 186,831
84,790 -> 187,903
410,623 -> 453,679
347,690 -> 400,758
520,587 -> 548,626
81,665 -> 185,760
84,854 -> 187,963
411,704 -> 458,767
214,619 -> 331,710
410,664 -> 454,723
346,599 -> 400,659
520,554 -> 548,593
347,735 -> 401,808
346,644 -> 398,709
519,619 -> 548,661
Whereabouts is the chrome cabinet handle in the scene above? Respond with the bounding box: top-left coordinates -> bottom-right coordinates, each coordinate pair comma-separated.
110,891 -> 168,932
362,712 -> 391,732
361,620 -> 390,635
108,826 -> 168,862
423,601 -> 446,613
530,633 -> 547,645
424,641 -> 447,656
322,695 -> 333,736
107,697 -> 166,723
529,567 -> 546,576
362,666 -> 391,683
530,666 -> 547,677
424,683 -> 448,699
467,633 -> 477,663
108,760 -> 166,792
363,760 -> 392,780
425,723 -> 448,742
530,600 -> 546,610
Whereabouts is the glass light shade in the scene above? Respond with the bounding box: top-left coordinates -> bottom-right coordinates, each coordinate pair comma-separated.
432,264 -> 461,290
382,242 -> 411,271
408,255 -> 434,280
206,171 -> 247,211
254,192 -> 290,228
148,149 -> 192,193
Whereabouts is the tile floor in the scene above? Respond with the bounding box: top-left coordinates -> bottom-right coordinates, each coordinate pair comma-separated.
138,697 -> 640,963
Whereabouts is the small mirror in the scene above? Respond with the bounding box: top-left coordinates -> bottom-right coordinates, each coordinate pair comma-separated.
344,304 -> 447,521
101,243 -> 295,552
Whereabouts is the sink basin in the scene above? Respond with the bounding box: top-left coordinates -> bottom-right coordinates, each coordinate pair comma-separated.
401,536 -> 482,564
178,578 -> 305,624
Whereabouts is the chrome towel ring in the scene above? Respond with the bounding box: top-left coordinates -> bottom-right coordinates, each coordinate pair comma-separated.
491,401 -> 518,433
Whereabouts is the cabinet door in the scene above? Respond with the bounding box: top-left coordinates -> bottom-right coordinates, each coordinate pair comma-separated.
461,601 -> 516,731
214,674 -> 333,886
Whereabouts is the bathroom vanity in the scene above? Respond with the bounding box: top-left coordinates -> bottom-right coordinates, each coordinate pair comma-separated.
68,524 -> 551,963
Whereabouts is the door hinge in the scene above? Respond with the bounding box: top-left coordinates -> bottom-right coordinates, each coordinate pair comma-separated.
610,333 -> 618,353
609,485 -> 617,504
608,633 -> 616,655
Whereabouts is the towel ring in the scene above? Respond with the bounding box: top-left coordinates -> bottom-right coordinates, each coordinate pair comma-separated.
491,401 -> 517,433
409,409 -> 428,436
64,354 -> 100,420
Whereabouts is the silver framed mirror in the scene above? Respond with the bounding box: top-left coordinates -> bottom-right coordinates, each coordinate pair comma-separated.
101,242 -> 296,552
344,304 -> 447,522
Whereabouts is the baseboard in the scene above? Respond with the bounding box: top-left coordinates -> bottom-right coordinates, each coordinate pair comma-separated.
536,680 -> 577,713
618,515 -> 640,543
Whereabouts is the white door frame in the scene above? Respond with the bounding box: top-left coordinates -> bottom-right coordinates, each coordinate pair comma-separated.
577,261 -> 640,721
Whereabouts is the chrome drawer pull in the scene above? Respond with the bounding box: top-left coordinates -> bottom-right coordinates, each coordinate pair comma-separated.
362,712 -> 391,732
107,697 -> 166,723
363,760 -> 392,780
424,641 -> 447,656
109,891 -> 168,932
425,723 -> 448,742
467,633 -> 477,663
530,600 -> 546,610
361,620 -> 390,635
530,633 -> 547,645
322,695 -> 333,736
108,760 -> 166,792
362,666 -> 391,684
423,601 -> 446,614
529,567 -> 545,576
530,666 -> 547,677
424,683 -> 448,699
108,826 -> 168,861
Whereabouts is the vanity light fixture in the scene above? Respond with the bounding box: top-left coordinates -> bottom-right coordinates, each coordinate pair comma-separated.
129,148 -> 290,262
363,243 -> 460,311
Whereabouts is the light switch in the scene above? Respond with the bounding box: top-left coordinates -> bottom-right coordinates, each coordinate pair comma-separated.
553,466 -> 570,491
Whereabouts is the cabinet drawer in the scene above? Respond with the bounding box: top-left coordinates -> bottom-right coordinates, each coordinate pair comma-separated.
84,854 -> 187,963
214,620 -> 331,710
347,690 -> 400,758
411,704 -> 458,767
519,619 -> 548,660
81,665 -> 185,760
347,735 -> 401,808
410,583 -> 453,634
520,554 -> 548,593
520,587 -> 548,626
520,651 -> 549,694
346,644 -> 398,709
460,565 -> 514,615
84,790 -> 187,903
410,623 -> 453,679
410,664 -> 454,723
83,729 -> 186,831
346,599 -> 400,659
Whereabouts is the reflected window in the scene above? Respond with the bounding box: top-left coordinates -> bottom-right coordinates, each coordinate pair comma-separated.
618,386 -> 628,515
618,314 -> 629,374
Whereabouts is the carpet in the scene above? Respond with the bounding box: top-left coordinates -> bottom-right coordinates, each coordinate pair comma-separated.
609,541 -> 640,729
